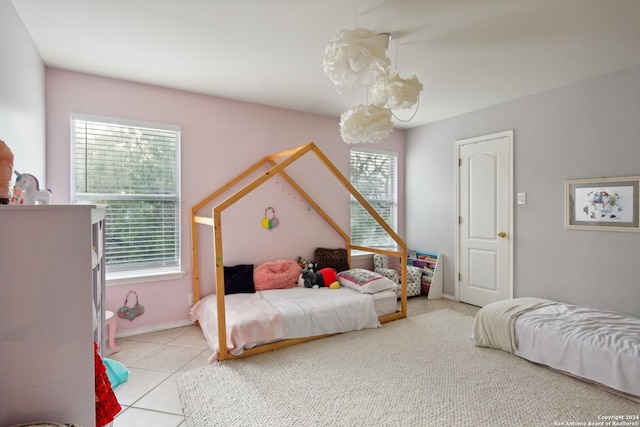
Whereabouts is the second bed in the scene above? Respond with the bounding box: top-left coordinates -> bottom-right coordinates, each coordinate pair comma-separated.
472,298 -> 640,401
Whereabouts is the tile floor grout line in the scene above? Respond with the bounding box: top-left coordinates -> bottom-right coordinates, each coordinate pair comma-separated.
123,345 -> 206,412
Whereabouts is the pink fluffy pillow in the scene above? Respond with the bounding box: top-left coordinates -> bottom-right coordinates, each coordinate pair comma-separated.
253,260 -> 301,291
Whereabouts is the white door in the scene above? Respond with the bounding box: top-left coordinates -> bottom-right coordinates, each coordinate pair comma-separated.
457,131 -> 513,307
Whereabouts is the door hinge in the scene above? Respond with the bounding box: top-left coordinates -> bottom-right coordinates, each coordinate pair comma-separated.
458,272 -> 461,281
459,158 -> 462,166
459,216 -> 462,224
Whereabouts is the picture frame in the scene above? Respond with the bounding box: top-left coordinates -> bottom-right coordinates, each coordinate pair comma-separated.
565,176 -> 640,232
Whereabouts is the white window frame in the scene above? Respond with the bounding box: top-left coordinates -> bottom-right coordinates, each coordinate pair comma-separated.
71,113 -> 183,285
349,148 -> 398,249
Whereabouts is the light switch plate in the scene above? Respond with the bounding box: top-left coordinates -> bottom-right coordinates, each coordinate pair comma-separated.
517,193 -> 526,205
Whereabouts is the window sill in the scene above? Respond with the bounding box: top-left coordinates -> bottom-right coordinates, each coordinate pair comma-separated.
351,247 -> 401,260
351,249 -> 373,260
107,269 -> 186,287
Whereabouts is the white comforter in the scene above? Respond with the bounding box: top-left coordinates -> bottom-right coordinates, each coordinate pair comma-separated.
260,287 -> 381,338
191,287 -> 380,362
473,298 -> 640,399
514,303 -> 640,398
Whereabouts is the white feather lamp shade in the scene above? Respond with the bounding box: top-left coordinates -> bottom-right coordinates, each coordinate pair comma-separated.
339,104 -> 394,144
324,28 -> 391,94
371,72 -> 423,109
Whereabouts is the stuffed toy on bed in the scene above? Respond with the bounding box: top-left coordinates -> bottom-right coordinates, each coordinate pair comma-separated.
298,267 -> 340,289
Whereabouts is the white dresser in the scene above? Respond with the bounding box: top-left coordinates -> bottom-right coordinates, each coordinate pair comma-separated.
0,205 -> 106,427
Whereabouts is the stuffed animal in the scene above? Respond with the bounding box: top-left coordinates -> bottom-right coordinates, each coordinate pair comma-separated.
298,267 -> 340,289
295,257 -> 319,273
298,269 -> 318,288
12,171 -> 51,205
296,256 -> 308,269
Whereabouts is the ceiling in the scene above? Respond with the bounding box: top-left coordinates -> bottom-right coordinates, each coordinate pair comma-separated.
12,0 -> 640,129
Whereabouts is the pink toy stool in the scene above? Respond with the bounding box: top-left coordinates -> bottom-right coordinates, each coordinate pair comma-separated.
105,310 -> 121,353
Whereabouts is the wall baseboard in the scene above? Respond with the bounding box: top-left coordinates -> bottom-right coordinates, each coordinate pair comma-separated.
115,319 -> 194,339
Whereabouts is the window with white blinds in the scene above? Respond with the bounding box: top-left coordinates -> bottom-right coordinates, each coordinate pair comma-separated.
349,149 -> 398,248
71,114 -> 181,275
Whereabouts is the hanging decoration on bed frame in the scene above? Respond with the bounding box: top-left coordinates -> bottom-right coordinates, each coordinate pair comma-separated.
260,206 -> 279,230
190,142 -> 409,361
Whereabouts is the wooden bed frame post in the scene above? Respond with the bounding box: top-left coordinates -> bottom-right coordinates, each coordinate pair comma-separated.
212,207 -> 229,361
400,247 -> 408,316
190,209 -> 201,304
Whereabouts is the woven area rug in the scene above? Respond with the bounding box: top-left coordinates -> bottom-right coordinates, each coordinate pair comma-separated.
177,309 -> 640,426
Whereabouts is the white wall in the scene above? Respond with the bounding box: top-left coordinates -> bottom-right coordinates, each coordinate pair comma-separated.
0,0 -> 45,180
406,65 -> 640,317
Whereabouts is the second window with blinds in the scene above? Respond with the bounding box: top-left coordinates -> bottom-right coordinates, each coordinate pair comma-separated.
349,148 -> 398,248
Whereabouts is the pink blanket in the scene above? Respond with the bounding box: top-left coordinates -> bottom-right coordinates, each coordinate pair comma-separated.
190,293 -> 285,362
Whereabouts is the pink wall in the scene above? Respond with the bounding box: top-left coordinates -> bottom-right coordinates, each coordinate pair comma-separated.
46,68 -> 406,333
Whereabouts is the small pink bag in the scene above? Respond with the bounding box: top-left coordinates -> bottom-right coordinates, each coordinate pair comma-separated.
117,290 -> 145,321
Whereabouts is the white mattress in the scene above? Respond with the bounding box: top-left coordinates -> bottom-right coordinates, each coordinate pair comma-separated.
514,303 -> 640,398
370,288 -> 398,317
260,287 -> 381,338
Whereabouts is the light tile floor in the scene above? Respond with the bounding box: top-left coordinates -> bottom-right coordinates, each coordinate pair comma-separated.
106,297 -> 479,426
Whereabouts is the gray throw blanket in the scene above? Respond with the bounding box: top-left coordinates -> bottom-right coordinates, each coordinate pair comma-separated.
472,297 -> 557,352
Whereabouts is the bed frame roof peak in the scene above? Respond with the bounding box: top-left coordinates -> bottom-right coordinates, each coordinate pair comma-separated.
191,141 -> 403,251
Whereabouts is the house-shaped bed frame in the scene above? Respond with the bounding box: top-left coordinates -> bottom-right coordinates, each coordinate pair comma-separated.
191,142 -> 409,360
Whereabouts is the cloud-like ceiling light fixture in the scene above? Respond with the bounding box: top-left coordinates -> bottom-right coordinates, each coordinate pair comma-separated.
324,28 -> 423,144
339,104 -> 393,144
371,71 -> 423,110
323,28 -> 390,94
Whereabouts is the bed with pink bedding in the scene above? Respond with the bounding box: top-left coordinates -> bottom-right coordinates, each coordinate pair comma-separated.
191,286 -> 396,362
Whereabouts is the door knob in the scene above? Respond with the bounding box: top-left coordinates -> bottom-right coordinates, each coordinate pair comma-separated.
498,231 -> 507,238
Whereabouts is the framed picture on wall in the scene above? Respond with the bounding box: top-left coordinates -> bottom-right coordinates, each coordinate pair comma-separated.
565,176 -> 640,232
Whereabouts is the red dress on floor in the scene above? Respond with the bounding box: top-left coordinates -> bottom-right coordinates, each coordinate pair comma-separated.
94,342 -> 121,426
